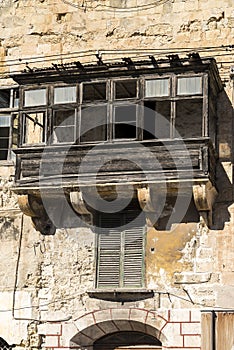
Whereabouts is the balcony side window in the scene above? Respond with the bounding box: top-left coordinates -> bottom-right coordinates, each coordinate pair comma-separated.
0,88 -> 19,160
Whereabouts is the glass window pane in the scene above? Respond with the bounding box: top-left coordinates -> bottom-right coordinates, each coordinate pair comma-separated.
53,110 -> 75,143
115,105 -> 136,122
83,83 -> 106,102
24,89 -> 47,107
54,86 -> 76,104
23,112 -> 45,144
145,79 -> 169,97
115,80 -> 137,99
177,76 -> 202,95
175,99 -> 203,138
0,115 -> 11,127
80,105 -> 107,142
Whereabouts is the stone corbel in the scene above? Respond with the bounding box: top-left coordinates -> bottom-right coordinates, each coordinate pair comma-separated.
18,194 -> 56,235
137,186 -> 159,227
70,191 -> 92,224
192,181 -> 218,227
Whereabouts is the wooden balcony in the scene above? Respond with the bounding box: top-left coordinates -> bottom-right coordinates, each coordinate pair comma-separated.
13,137 -> 216,193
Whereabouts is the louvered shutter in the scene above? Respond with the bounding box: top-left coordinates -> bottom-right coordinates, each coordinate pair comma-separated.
123,213 -> 145,287
123,226 -> 144,287
97,211 -> 145,288
97,214 -> 121,288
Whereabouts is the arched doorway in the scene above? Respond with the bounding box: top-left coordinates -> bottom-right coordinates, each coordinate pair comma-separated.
94,331 -> 162,350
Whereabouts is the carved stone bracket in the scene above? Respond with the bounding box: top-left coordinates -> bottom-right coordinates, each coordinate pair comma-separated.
192,181 -> 218,227
137,187 -> 159,227
18,195 -> 56,235
137,187 -> 156,212
70,191 -> 92,224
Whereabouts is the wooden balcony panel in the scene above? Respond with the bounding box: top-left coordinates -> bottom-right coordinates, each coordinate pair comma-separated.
13,138 -> 217,191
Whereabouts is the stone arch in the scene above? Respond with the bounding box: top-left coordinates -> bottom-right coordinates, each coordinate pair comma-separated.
70,308 -> 168,348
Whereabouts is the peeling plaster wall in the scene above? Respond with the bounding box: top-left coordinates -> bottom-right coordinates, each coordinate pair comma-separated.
0,0 -> 234,349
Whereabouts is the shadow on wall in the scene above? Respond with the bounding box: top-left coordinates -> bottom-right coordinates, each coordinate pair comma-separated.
213,89 -> 234,229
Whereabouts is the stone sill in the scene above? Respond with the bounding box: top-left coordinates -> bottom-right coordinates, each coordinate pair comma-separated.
174,272 -> 212,284
88,289 -> 154,302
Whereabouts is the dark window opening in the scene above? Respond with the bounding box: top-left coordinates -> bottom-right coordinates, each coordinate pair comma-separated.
175,99 -> 203,138
0,89 -> 11,108
0,127 -> 10,160
94,331 -> 162,350
83,82 -> 106,102
114,105 -> 136,139
115,80 -> 137,99
143,101 -> 171,139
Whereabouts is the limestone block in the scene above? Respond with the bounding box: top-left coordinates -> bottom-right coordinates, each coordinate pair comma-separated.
93,309 -> 112,324
163,322 -> 184,347
181,322 -> 201,335
191,309 -> 201,322
74,312 -> 95,332
60,323 -> 78,347
184,334 -> 201,347
170,309 -> 190,322
111,308 -> 130,320
45,335 -> 59,347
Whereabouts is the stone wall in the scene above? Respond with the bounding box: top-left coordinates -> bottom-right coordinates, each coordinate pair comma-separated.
0,0 -> 234,349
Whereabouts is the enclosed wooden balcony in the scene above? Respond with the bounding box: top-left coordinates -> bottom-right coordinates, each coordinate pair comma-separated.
10,55 -> 223,234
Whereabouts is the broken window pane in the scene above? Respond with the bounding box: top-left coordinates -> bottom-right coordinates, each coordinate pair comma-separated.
0,114 -> 11,160
175,99 -> 203,138
143,101 -> 171,139
53,109 -> 76,143
177,76 -> 202,95
80,105 -> 107,142
145,78 -> 169,97
23,112 -> 45,144
24,89 -> 47,107
54,86 -> 77,104
115,80 -> 137,99
114,105 -> 136,139
83,82 -> 106,102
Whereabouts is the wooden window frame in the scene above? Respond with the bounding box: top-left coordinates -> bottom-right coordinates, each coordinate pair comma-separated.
19,72 -> 209,146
